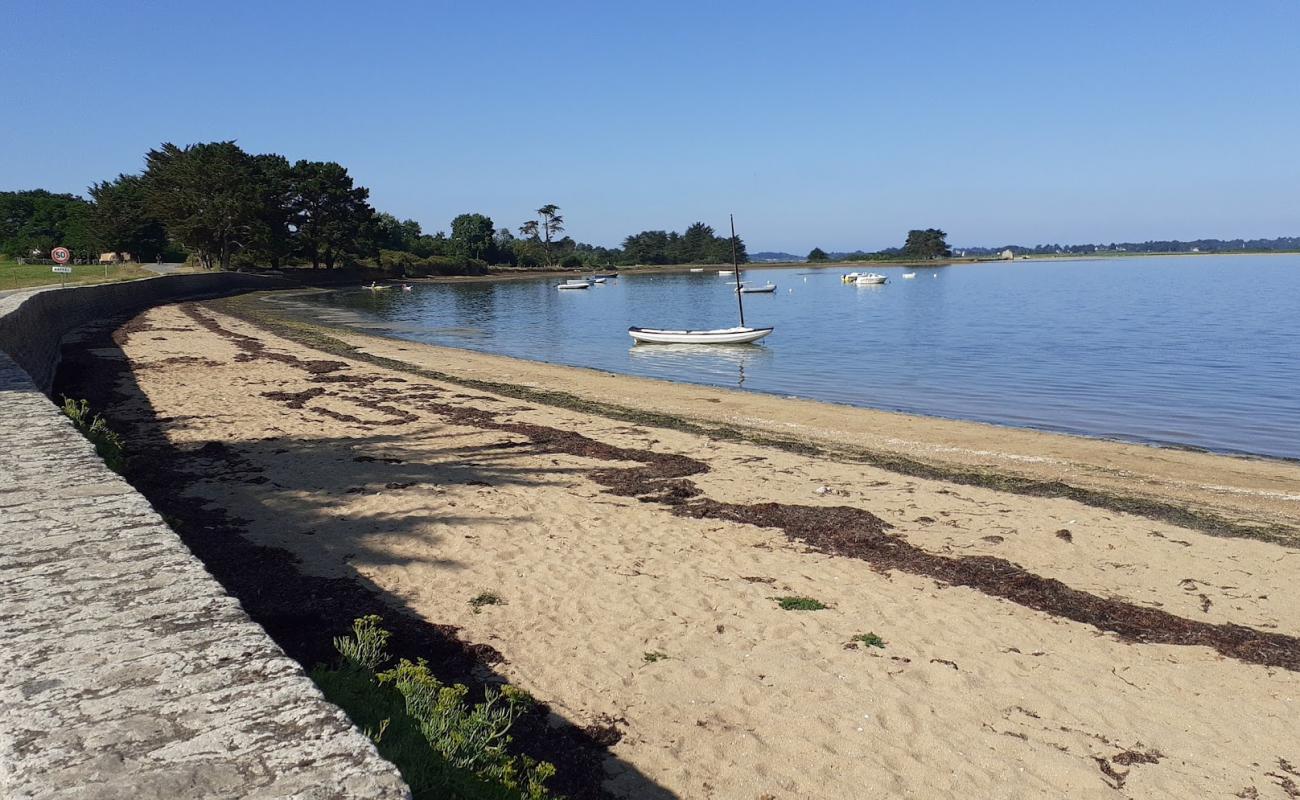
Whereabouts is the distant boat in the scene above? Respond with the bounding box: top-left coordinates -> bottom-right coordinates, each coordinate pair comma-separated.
739,283 -> 777,294
585,276 -> 607,283
855,273 -> 888,285
689,268 -> 705,272
718,269 -> 735,275
902,272 -> 917,279
593,273 -> 619,279
631,215 -> 772,346
365,281 -> 388,290
629,326 -> 774,344
557,280 -> 590,290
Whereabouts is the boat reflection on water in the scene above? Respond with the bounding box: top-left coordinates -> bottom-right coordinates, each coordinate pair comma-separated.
627,342 -> 773,388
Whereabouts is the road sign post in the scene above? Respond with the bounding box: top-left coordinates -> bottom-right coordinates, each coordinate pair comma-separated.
51,247 -> 71,288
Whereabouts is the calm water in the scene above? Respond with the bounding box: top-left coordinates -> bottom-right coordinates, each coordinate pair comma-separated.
296,255 -> 1300,459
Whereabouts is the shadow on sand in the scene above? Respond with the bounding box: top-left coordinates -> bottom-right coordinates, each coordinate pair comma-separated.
52,316 -> 678,800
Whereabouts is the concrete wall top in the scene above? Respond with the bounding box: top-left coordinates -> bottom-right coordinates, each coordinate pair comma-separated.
0,276 -> 410,799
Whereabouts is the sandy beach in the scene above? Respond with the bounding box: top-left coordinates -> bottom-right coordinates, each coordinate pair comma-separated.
66,298 -> 1300,799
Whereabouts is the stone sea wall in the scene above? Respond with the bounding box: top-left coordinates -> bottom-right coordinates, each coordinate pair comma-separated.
0,276 -> 409,799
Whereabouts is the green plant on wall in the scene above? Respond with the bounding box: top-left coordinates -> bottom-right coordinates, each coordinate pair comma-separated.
61,397 -> 125,472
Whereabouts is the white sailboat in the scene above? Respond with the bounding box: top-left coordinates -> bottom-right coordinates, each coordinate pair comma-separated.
630,215 -> 773,345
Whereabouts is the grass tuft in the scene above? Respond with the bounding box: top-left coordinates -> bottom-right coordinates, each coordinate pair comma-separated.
849,632 -> 886,649
773,596 -> 829,611
469,591 -> 505,613
642,651 -> 668,663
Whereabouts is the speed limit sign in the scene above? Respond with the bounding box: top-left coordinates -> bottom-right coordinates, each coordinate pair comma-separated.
51,247 -> 71,264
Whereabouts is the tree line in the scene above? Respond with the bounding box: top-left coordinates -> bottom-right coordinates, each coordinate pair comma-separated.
804,229 -> 952,262
2,140 -> 751,274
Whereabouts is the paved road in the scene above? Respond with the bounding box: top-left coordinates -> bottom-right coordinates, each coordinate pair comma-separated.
143,261 -> 187,274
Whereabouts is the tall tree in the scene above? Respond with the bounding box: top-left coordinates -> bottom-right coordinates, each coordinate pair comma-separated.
89,175 -> 168,261
143,141 -> 261,270
245,154 -> 296,268
807,247 -> 829,262
679,222 -> 715,263
290,160 -> 375,268
449,213 -> 495,261
531,204 -> 564,266
901,228 -> 951,259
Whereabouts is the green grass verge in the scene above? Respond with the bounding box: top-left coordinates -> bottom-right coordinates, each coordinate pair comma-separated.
0,259 -> 156,290
206,291 -> 1299,547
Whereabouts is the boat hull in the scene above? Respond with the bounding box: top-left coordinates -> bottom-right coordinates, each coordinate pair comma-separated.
629,326 -> 774,345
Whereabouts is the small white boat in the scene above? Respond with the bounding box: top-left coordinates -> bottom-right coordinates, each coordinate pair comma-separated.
718,269 -> 736,276
586,276 -> 607,284
855,273 -> 888,285
557,280 -> 590,290
689,268 -> 705,272
901,273 -> 916,279
738,283 -> 777,294
629,326 -> 774,345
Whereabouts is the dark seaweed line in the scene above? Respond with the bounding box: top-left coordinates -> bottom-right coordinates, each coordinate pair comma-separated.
207,292 -> 1298,548
195,303 -> 1300,674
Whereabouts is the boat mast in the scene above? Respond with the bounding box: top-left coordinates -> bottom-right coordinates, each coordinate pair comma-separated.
731,214 -> 745,328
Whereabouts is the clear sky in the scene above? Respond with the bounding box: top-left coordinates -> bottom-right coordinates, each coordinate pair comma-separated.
3,0 -> 1298,252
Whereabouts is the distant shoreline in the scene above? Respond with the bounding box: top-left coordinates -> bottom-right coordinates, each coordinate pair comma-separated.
396,248 -> 1300,285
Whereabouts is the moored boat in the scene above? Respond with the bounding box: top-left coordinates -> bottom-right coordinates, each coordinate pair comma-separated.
902,272 -> 917,279
557,280 -> 590,290
632,214 -> 772,346
738,283 -> 777,293
628,326 -> 774,344
855,273 -> 888,285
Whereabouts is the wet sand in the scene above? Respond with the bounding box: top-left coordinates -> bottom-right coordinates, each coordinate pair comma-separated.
87,300 -> 1300,799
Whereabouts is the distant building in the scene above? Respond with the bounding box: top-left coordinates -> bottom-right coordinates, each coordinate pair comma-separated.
1000,249 -> 1015,260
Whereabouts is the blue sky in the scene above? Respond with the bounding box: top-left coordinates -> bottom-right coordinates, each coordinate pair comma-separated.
3,0 -> 1298,251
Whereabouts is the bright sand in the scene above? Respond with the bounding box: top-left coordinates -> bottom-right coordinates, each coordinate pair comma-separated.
101,302 -> 1300,799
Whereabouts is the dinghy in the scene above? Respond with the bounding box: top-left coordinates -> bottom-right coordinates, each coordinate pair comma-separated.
689,268 -> 705,272
585,276 -> 607,284
718,269 -> 735,275
629,326 -> 774,344
902,272 -> 916,279
631,214 -> 773,346
738,283 -> 777,293
557,280 -> 590,290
